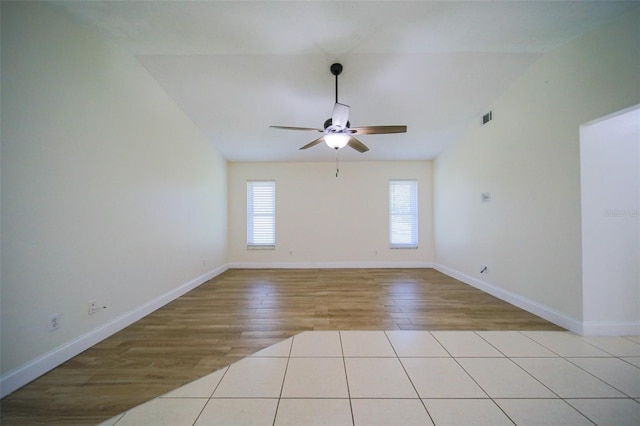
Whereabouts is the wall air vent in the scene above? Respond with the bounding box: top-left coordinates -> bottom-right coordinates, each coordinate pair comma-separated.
482,111 -> 493,125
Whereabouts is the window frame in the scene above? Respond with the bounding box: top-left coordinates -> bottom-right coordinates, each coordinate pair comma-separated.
389,179 -> 418,249
246,180 -> 276,250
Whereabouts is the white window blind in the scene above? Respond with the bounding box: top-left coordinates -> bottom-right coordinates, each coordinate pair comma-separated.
247,181 -> 275,248
389,180 -> 418,249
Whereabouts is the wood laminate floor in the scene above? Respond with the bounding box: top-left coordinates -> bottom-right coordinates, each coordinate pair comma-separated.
0,268 -> 563,425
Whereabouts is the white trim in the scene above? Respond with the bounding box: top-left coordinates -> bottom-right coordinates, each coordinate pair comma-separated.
0,264 -> 229,398
581,321 -> 640,336
229,261 -> 434,269
433,263 -> 583,334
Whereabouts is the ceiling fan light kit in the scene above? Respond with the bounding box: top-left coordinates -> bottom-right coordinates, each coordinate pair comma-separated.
270,63 -> 407,153
324,133 -> 350,149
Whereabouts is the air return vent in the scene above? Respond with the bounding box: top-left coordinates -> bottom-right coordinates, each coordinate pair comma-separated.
482,111 -> 492,125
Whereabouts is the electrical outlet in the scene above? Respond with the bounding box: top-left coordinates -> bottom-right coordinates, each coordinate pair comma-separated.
49,314 -> 60,331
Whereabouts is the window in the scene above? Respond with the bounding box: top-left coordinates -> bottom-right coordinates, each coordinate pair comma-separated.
247,180 -> 275,249
389,180 -> 418,248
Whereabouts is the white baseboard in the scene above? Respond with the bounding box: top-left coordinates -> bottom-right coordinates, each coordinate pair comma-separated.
433,263 -> 583,334
0,264 -> 229,398
581,321 -> 640,336
229,261 -> 434,269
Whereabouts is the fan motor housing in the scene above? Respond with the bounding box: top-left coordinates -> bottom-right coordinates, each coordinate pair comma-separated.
324,118 -> 350,130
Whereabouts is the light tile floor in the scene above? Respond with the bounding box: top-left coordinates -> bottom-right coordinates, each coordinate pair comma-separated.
101,331 -> 640,425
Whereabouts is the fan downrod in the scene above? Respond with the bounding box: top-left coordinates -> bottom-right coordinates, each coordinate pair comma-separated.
331,63 -> 343,104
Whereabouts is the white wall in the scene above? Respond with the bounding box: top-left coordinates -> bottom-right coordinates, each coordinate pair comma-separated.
0,2 -> 228,395
433,8 -> 640,333
580,106 -> 640,335
228,161 -> 433,267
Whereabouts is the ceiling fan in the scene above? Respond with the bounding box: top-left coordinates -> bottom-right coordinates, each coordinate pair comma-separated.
270,63 -> 407,153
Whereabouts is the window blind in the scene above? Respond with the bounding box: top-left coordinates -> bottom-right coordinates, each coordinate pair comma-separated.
247,181 -> 275,248
389,180 -> 418,249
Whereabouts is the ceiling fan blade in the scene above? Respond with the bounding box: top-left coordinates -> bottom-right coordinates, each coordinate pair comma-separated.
331,103 -> 350,129
270,125 -> 324,132
347,137 -> 369,153
350,125 -> 407,135
299,136 -> 325,150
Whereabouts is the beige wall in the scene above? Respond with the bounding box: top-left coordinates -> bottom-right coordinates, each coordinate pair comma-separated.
228,161 -> 433,267
1,1 -> 228,384
433,8 -> 640,330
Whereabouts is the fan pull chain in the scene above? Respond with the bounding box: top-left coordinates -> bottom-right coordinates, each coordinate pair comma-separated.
336,153 -> 340,178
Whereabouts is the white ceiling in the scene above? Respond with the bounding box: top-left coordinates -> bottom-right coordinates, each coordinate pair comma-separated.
53,1 -> 636,162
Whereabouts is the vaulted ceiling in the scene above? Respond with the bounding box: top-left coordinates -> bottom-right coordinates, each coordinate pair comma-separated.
53,1 -> 636,162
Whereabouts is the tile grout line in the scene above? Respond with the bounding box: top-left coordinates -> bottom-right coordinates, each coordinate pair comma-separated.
621,336 -> 640,345
190,398 -> 211,426
112,411 -> 125,425
620,356 -> 640,369
574,335 -> 640,357
516,330 -> 565,357
430,332 -> 492,401
485,332 -> 621,425
112,364 -> 232,426
516,332 -> 639,401
563,356 -> 638,400
469,331 -> 520,425
339,331 -> 356,426
472,333 -> 555,389
489,332 -> 612,425
191,365 -> 232,426
272,335 -> 295,426
433,332 -> 520,425
433,331 -> 601,424
562,400 -> 604,426
208,366 -> 230,399
384,330 -> 436,425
